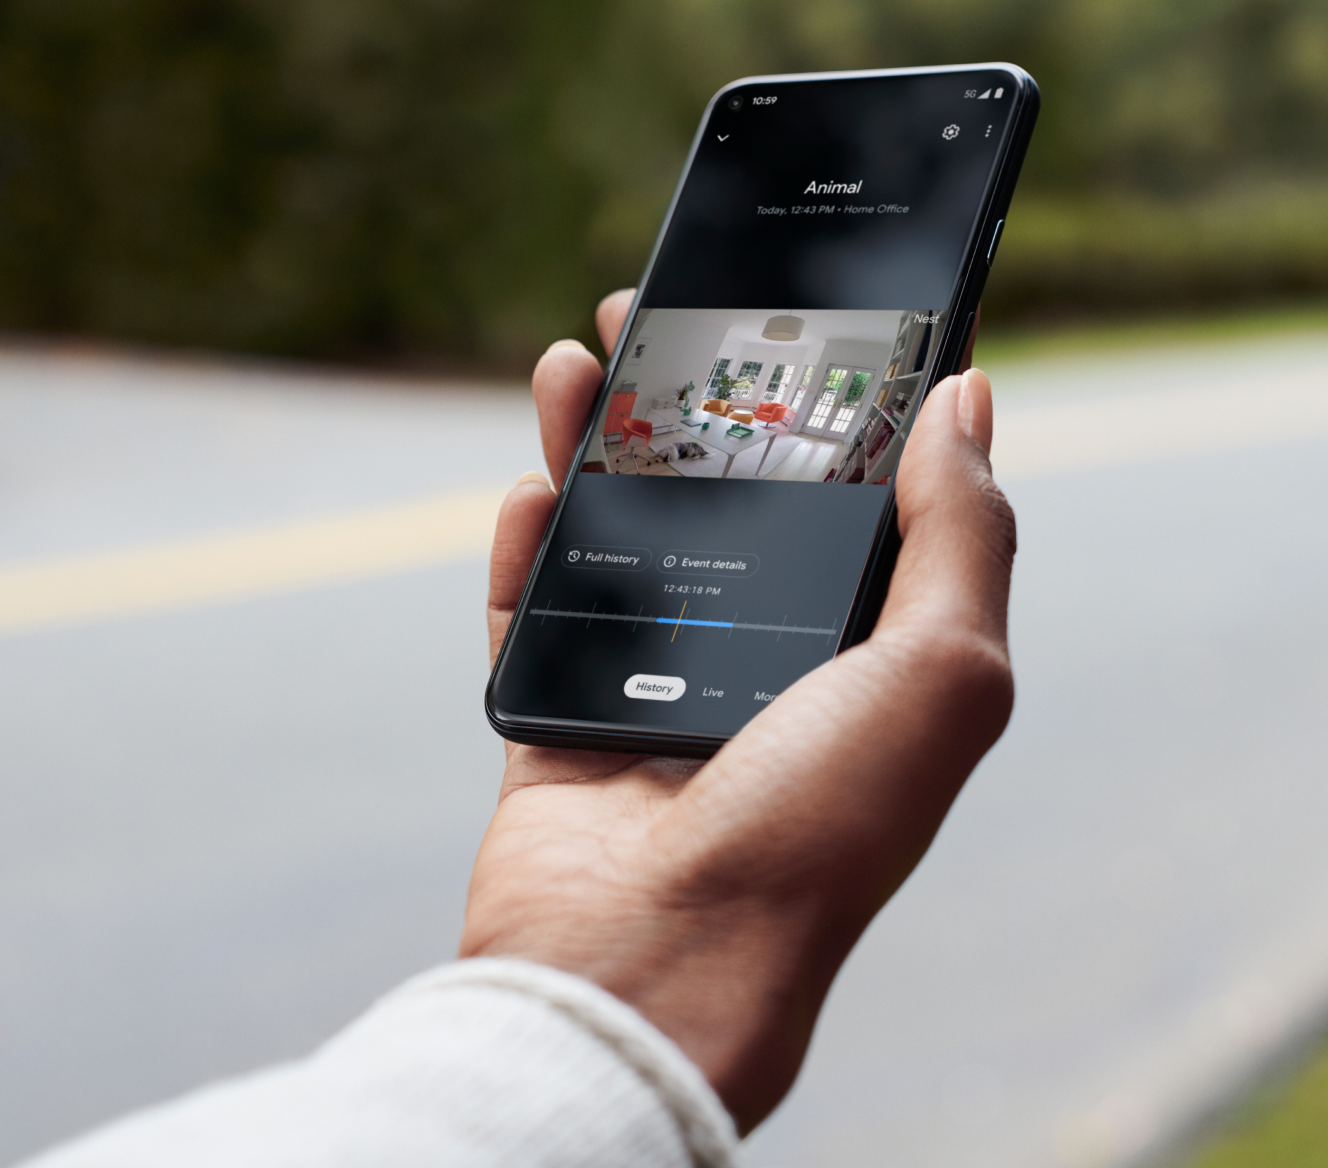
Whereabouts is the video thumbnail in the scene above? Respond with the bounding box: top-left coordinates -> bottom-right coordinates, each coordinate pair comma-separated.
582,307 -> 945,486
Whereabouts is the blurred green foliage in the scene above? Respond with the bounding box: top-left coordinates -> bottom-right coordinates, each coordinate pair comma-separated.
1179,1035 -> 1328,1168
0,0 -> 1326,366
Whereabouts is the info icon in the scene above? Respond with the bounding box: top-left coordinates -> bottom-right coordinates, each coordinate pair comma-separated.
942,124 -> 960,141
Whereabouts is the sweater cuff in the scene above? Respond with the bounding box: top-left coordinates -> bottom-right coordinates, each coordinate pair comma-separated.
21,956 -> 741,1168
382,958 -> 739,1168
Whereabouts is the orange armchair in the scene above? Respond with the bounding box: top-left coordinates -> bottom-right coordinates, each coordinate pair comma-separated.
701,399 -> 731,417
755,401 -> 790,428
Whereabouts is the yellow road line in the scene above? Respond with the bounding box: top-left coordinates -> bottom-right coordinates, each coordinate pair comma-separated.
0,488 -> 509,637
3,363 -> 1326,638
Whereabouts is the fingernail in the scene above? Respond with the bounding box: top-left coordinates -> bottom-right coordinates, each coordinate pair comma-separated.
957,370 -> 991,455
516,471 -> 552,489
545,339 -> 586,354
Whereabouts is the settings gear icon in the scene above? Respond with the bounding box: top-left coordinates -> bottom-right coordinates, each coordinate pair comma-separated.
941,123 -> 961,141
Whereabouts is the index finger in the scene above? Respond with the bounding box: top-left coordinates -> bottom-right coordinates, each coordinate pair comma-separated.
595,289 -> 635,355
530,289 -> 637,488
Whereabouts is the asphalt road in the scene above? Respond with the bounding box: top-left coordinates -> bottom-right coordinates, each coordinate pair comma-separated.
2,332 -> 1327,1168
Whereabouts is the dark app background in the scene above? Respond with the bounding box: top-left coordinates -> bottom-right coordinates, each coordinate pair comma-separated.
497,474 -> 888,733
491,68 -> 1018,740
644,69 -> 1014,310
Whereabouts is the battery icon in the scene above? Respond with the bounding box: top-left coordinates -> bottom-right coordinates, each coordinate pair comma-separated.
995,87 -> 1004,99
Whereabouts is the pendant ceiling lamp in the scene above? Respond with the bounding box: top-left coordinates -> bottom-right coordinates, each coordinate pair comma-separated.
762,313 -> 804,342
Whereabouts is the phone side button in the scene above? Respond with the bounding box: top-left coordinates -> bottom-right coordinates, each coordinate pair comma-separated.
986,218 -> 1005,267
961,311 -> 977,362
624,674 -> 687,701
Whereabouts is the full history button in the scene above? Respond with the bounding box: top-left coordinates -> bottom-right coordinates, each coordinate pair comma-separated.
562,544 -> 652,570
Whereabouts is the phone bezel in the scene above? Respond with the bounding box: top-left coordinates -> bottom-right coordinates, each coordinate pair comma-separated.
486,63 -> 1040,757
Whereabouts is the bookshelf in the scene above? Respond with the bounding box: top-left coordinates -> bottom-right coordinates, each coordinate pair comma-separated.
827,312 -> 936,484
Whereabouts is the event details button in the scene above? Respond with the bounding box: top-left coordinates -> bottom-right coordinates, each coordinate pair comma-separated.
624,674 -> 687,701
657,550 -> 759,577
562,544 -> 652,570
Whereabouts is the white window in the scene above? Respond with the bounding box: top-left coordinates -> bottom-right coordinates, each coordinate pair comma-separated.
764,363 -> 795,402
789,364 -> 816,412
733,360 -> 763,395
704,357 -> 731,397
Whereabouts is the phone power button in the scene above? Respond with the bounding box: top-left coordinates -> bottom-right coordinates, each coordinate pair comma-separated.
986,218 -> 1005,268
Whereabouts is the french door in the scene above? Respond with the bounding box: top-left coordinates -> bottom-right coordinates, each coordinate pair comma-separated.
800,366 -> 876,439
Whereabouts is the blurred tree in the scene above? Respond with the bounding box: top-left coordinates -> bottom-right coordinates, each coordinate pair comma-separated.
0,0 -> 1325,366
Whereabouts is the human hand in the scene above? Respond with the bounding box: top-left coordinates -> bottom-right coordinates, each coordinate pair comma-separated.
461,291 -> 1015,1134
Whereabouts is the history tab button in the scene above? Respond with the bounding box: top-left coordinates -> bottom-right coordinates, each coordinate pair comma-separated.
624,674 -> 687,701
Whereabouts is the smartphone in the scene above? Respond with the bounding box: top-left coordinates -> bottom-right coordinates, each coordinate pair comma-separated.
487,64 -> 1039,757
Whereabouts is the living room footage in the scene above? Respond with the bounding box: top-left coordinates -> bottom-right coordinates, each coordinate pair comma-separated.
582,307 -> 944,486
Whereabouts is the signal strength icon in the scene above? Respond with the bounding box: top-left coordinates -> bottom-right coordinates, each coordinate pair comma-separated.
978,89 -> 991,99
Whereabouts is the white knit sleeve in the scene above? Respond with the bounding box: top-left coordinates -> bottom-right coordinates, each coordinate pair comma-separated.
18,959 -> 739,1168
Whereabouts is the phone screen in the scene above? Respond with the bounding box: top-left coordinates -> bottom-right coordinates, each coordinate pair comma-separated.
491,68 -> 1024,744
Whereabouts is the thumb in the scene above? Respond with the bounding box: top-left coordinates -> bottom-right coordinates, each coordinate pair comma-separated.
884,367 -> 1016,647
654,367 -> 1017,989
488,473 -> 557,668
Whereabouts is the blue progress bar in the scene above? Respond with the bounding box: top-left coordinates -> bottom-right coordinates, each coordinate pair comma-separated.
529,607 -> 838,637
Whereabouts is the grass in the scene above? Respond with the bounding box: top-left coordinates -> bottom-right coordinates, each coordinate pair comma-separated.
1176,1034 -> 1328,1168
974,300 -> 1328,366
